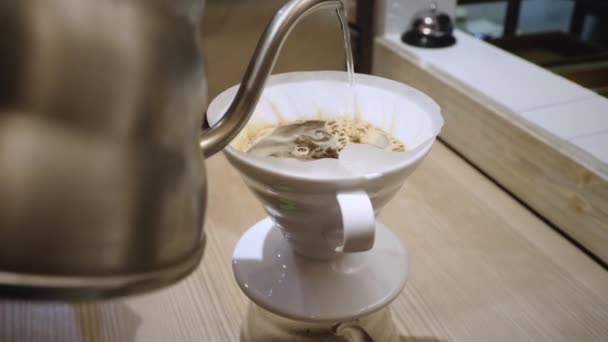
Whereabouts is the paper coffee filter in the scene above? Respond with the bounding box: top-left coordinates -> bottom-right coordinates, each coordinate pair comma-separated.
207,71 -> 443,179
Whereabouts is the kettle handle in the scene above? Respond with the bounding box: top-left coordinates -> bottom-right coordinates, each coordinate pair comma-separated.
199,0 -> 345,158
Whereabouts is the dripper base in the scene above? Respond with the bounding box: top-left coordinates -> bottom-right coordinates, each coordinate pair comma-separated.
232,217 -> 408,322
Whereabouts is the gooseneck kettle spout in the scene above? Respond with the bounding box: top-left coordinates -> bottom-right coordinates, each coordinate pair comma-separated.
200,0 -> 345,157
0,0 -> 348,300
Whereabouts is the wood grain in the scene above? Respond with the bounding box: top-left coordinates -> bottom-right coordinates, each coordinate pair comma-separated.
1,143 -> 607,342
373,37 -> 608,264
2,6 -> 607,341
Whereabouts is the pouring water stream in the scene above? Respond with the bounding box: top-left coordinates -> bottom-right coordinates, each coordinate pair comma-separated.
336,5 -> 355,87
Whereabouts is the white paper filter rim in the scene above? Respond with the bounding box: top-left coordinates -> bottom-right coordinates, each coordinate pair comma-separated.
206,71 -> 444,180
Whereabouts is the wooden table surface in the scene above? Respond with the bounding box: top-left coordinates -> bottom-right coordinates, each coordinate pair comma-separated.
1,142 -> 607,341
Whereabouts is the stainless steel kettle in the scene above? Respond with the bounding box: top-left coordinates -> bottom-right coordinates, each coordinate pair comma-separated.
0,0 -> 344,299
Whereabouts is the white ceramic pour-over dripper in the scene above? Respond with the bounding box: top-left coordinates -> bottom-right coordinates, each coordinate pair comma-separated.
207,71 -> 443,325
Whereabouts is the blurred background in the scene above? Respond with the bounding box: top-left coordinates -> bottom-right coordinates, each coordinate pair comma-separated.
202,0 -> 607,98
456,0 -> 608,96
202,0 -> 346,100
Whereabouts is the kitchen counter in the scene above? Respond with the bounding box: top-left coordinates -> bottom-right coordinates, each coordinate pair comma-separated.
373,35 -> 608,264
1,143 -> 607,342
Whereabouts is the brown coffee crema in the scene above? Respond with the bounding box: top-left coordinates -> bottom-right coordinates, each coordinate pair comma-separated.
236,119 -> 406,161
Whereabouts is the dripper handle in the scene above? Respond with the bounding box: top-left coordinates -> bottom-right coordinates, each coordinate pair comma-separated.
335,191 -> 375,253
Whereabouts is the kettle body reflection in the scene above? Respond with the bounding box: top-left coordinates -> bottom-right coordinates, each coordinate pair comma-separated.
0,0 -> 344,299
